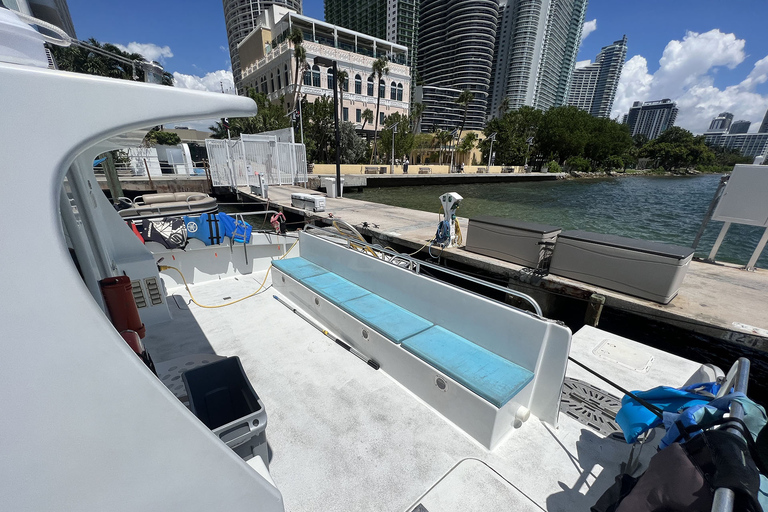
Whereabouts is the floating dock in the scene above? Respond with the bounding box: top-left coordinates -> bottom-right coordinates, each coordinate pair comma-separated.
238,185 -> 768,353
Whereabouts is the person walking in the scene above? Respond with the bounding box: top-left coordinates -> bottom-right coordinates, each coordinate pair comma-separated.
403,156 -> 409,174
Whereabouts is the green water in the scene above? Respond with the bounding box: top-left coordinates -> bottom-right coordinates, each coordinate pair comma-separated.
346,174 -> 767,268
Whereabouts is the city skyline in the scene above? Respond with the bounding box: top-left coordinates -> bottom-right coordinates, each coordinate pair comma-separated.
61,0 -> 768,134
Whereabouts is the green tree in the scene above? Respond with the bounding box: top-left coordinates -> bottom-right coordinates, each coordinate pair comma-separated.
455,89 -> 474,146
498,97 -> 510,117
379,113 -> 415,164
433,130 -> 453,165
535,106 -> 592,164
337,121 -> 368,163
337,69 -> 349,121
50,38 -> 173,85
641,127 -> 716,171
370,56 -> 390,163
480,106 -> 542,165
144,130 -> 181,146
456,132 -> 478,163
411,102 -> 425,132
361,108 -> 374,130
583,117 -> 632,168
288,29 -> 307,111
208,88 -> 290,138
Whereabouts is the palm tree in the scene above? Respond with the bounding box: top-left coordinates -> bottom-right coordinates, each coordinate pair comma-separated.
361,108 -> 374,130
455,89 -> 474,147
411,102 -> 425,132
288,28 -> 306,111
370,56 -> 389,163
336,69 -> 349,121
498,97 -> 510,117
457,132 -> 478,165
433,130 -> 452,165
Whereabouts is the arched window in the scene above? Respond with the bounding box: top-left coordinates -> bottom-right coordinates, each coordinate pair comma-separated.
327,68 -> 334,90
260,76 -> 267,95
379,79 -> 385,98
397,83 -> 403,101
312,65 -> 320,87
355,74 -> 362,95
390,80 -> 397,100
285,64 -> 290,89
342,74 -> 349,92
270,72 -> 275,93
367,76 -> 374,96
277,70 -> 282,90
303,66 -> 311,86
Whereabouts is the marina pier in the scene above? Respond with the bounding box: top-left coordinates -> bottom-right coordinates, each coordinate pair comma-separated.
238,184 -> 768,354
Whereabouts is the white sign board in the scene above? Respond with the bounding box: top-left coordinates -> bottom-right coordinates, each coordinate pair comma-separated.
712,165 -> 768,227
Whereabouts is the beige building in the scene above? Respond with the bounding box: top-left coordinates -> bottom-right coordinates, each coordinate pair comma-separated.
239,6 -> 411,131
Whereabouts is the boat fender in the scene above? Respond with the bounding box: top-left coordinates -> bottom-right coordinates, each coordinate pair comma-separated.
99,275 -> 146,338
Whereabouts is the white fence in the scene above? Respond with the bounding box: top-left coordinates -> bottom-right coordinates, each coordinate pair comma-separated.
205,136 -> 307,188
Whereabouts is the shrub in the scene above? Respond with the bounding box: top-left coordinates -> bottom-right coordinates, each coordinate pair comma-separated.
565,156 -> 591,173
547,160 -> 561,173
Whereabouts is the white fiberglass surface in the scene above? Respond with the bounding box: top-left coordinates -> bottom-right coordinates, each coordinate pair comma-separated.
146,272 -> 703,511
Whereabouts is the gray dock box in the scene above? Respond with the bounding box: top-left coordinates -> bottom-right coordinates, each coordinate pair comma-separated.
465,217 -> 561,268
549,230 -> 695,304
291,193 -> 326,212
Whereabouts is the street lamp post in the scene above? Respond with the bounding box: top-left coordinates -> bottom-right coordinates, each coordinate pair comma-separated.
390,121 -> 400,174
315,57 -> 342,197
486,132 -> 496,173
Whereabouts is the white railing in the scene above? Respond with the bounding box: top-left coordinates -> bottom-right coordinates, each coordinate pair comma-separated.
205,137 -> 307,188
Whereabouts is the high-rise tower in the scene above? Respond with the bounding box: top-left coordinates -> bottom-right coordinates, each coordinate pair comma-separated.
488,0 -> 588,118
566,35 -> 627,118
623,99 -> 678,140
325,0 -> 419,69
416,0 -> 498,131
223,0 -> 302,94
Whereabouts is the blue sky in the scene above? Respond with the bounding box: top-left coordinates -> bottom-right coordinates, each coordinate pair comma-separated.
67,0 -> 768,133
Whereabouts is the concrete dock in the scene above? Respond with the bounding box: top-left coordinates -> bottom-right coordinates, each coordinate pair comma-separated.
306,171 -> 567,190
239,184 -> 768,353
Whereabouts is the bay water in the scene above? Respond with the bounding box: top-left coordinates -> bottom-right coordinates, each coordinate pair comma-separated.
346,174 -> 767,268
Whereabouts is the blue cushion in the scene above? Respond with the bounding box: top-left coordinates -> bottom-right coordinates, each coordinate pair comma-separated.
340,294 -> 433,343
303,273 -> 371,304
401,326 -> 534,408
272,257 -> 327,280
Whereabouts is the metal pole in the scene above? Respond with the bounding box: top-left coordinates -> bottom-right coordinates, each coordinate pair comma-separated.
333,61 -> 342,197
298,97 -> 305,145
692,175 -> 730,250
390,122 -> 398,174
487,133 -> 495,173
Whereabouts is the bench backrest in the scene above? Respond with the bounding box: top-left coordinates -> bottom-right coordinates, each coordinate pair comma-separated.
299,233 -> 568,370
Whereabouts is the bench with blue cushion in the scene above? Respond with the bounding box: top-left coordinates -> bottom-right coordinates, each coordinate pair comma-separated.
272,257 -> 534,408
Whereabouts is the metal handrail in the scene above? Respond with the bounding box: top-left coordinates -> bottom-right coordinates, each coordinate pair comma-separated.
711,357 -> 750,512
305,227 -> 543,316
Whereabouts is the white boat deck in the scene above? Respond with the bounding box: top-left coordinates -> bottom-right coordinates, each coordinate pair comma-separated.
144,271 -> 703,511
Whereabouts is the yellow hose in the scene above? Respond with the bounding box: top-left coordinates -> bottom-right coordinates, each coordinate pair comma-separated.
159,238 -> 299,309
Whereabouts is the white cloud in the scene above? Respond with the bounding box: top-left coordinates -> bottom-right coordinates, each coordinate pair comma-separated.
581,19 -> 597,42
575,59 -> 592,69
171,70 -> 238,131
114,42 -> 173,64
611,29 -> 768,133
173,69 -> 235,94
